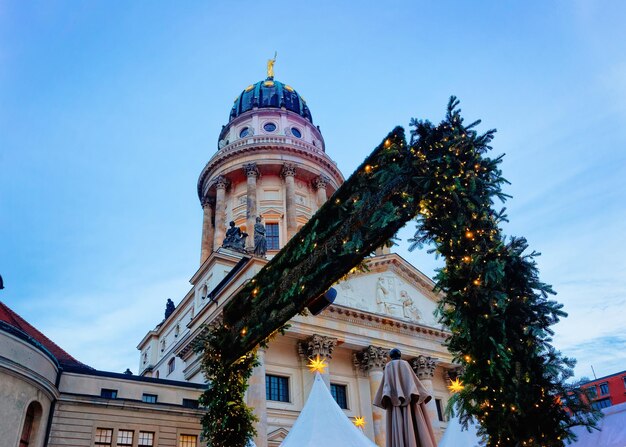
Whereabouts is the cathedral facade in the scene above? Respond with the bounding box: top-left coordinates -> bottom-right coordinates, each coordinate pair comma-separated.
136,71 -> 456,447
0,69 -> 456,447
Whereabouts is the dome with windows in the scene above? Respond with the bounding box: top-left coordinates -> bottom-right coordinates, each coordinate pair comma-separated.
229,78 -> 313,123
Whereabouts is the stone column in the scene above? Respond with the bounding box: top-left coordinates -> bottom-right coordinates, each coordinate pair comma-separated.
243,163 -> 259,251
248,348 -> 268,447
411,355 -> 440,430
297,334 -> 337,389
354,346 -> 388,447
281,163 -> 298,240
313,174 -> 329,210
200,197 -> 215,265
213,176 -> 229,249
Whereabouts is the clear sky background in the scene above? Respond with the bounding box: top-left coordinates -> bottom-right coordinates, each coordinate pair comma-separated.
1,1 -> 625,379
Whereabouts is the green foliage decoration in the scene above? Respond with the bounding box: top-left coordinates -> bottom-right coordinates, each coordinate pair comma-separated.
407,97 -> 600,446
197,97 -> 598,446
194,324 -> 291,447
194,324 -> 259,447
217,126 -> 414,365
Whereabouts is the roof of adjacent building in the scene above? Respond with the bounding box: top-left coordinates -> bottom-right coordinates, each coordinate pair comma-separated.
229,78 -> 313,123
0,301 -> 91,369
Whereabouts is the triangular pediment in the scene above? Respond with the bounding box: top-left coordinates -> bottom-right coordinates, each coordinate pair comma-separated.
259,207 -> 284,219
333,253 -> 441,326
268,427 -> 289,443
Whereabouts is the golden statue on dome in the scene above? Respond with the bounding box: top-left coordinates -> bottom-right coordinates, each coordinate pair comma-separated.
267,51 -> 277,79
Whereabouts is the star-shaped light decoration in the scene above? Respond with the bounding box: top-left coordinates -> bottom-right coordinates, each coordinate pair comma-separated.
307,355 -> 328,374
447,377 -> 465,393
353,416 -> 366,428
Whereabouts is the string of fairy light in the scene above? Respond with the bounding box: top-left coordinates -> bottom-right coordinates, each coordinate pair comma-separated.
194,98 -> 598,447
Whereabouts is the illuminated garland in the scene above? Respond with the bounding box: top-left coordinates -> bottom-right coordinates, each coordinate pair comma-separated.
196,98 -> 598,446
407,98 -> 599,445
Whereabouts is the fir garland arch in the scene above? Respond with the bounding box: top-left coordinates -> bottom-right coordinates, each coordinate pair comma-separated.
195,98 -> 598,447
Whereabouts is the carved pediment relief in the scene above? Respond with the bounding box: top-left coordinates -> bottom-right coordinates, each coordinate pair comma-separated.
334,268 -> 438,325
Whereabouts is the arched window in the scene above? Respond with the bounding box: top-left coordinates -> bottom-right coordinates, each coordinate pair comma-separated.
20,402 -> 42,447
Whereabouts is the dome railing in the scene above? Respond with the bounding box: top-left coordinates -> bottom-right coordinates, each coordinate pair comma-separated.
209,135 -> 336,166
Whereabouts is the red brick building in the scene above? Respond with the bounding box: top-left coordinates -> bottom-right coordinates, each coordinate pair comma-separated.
580,369 -> 626,410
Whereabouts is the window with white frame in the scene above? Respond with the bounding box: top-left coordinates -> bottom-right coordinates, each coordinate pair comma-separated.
138,431 -> 155,447
94,428 -> 113,446
178,434 -> 198,447
117,430 -> 134,447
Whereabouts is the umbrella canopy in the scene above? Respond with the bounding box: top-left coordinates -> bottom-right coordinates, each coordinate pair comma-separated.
373,359 -> 437,447
280,373 -> 377,447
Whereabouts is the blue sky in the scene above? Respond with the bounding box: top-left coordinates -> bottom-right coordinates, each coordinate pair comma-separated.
1,1 -> 625,379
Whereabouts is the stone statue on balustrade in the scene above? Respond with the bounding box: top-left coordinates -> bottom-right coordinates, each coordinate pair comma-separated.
253,216 -> 267,257
222,221 -> 248,253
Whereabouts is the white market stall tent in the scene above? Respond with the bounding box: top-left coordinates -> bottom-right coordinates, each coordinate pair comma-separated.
568,401 -> 626,447
438,401 -> 626,447
280,373 -> 377,447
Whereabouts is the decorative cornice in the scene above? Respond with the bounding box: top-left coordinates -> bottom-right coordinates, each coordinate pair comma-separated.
353,345 -> 388,373
281,162 -> 297,178
297,334 -> 337,360
242,163 -> 260,178
411,355 -> 438,379
324,305 -> 450,340
197,142 -> 343,200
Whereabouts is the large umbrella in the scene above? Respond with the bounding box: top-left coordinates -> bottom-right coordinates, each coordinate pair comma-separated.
373,351 -> 437,447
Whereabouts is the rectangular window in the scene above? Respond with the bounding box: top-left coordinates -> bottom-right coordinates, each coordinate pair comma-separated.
168,357 -> 175,375
182,399 -> 199,409
178,434 -> 198,447
142,393 -> 158,404
599,382 -> 609,395
138,431 -> 155,447
591,397 -> 612,410
266,223 -> 280,250
266,374 -> 289,402
117,430 -> 134,447
587,385 -> 597,398
100,389 -> 118,399
94,428 -> 113,446
435,399 -> 445,422
330,384 -> 348,409
623,376 -> 626,389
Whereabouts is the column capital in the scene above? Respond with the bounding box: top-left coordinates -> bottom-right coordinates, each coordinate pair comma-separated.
281,163 -> 297,178
297,334 -> 338,361
242,163 -> 260,178
312,174 -> 330,190
411,355 -> 439,379
353,345 -> 388,374
213,175 -> 229,190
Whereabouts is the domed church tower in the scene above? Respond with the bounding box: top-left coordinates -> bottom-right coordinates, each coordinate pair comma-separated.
197,67 -> 343,262
137,62 -> 453,447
